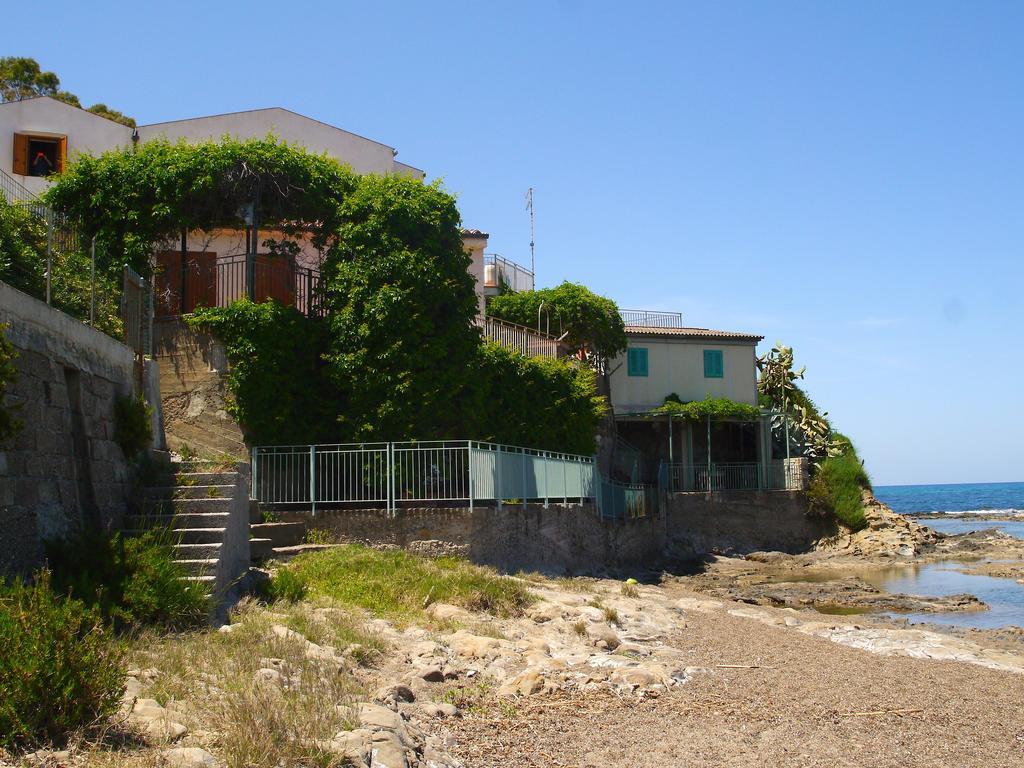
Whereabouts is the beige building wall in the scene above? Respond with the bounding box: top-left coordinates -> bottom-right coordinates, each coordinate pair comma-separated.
461,233 -> 488,317
136,108 -> 423,178
609,336 -> 759,414
0,97 -> 133,195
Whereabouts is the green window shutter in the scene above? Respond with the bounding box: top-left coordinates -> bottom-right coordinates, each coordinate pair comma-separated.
704,349 -> 724,378
627,347 -> 648,377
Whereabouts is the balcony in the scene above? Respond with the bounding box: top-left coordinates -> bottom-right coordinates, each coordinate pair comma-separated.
484,254 -> 534,294
619,309 -> 684,328
476,315 -> 560,358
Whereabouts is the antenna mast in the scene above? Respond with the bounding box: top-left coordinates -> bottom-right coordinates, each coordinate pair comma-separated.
525,187 -> 535,278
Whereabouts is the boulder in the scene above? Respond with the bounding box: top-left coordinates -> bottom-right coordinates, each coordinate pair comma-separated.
448,630 -> 508,660
370,731 -> 410,768
162,747 -> 221,767
587,623 -> 621,650
375,683 -> 416,706
427,603 -> 473,622
420,701 -> 460,718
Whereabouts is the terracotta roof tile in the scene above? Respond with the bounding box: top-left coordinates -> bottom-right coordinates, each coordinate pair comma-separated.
460,228 -> 489,238
625,326 -> 764,342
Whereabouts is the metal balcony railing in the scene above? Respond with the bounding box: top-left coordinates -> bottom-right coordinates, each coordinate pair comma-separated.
484,254 -> 534,293
477,315 -> 559,358
619,309 -> 684,328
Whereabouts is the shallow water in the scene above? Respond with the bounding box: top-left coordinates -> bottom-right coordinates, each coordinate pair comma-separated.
861,562 -> 1024,629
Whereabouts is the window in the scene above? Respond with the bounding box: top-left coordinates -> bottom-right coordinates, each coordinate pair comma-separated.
12,133 -> 66,177
703,349 -> 724,378
627,347 -> 648,377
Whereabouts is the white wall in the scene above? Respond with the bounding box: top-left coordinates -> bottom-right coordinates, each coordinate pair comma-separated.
0,97 -> 132,195
462,235 -> 487,317
608,336 -> 759,413
137,108 -> 423,178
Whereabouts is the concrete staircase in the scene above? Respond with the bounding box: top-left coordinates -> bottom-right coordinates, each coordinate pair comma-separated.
249,519 -> 308,561
127,460 -> 251,596
153,320 -> 247,460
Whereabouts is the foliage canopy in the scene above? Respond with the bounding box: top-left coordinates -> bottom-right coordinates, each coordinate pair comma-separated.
653,394 -> 761,422
47,137 -> 358,277
487,282 -> 627,371
0,56 -> 135,126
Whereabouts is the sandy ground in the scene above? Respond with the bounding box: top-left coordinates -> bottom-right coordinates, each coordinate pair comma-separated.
433,580 -> 1024,768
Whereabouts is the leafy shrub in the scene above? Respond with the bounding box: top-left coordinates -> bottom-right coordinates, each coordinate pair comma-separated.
654,394 -> 761,422
808,448 -> 871,532
46,529 -> 209,631
188,300 -> 337,446
0,323 -> 20,441
466,341 -> 606,455
113,394 -> 152,459
0,572 -> 125,749
265,569 -> 308,604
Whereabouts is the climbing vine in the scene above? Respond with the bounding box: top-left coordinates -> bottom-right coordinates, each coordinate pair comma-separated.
0,323 -> 20,441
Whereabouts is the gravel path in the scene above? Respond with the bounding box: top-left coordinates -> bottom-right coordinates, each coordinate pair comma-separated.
436,584 -> 1024,768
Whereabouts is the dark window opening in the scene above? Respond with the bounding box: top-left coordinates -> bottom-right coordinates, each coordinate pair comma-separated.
28,138 -> 58,177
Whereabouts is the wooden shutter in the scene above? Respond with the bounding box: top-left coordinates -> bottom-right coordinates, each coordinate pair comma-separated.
12,133 -> 29,175
56,135 -> 67,174
628,348 -> 648,377
704,350 -> 724,378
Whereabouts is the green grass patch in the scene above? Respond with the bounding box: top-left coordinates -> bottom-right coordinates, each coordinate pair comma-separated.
279,544 -> 534,621
808,451 -> 871,532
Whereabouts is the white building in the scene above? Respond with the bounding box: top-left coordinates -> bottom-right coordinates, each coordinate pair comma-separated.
0,97 -> 522,317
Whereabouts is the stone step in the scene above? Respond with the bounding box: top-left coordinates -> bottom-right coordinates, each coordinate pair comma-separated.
270,543 -> 339,561
174,558 -> 220,576
168,527 -> 226,545
138,497 -> 233,515
143,485 -> 234,500
249,537 -> 274,561
175,471 -> 238,486
250,521 -> 306,548
175,458 -> 243,474
172,542 -> 222,560
125,511 -> 231,530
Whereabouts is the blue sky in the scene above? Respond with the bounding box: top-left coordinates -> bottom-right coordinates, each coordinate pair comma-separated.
11,1 -> 1023,485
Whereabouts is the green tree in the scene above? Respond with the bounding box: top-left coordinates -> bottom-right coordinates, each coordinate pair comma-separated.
86,103 -> 136,128
0,57 -> 135,126
321,174 -> 481,440
487,282 -> 627,372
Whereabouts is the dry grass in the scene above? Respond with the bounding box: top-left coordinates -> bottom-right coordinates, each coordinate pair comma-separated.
69,599 -> 371,768
553,577 -> 596,594
621,582 -> 640,599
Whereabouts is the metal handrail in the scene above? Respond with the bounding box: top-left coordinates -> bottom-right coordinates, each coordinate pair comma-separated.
620,309 -> 684,328
477,315 -> 559,358
250,439 -> 599,515
484,253 -> 534,292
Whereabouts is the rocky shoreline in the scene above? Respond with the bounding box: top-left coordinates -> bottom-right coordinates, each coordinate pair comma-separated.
665,492 -> 1024,655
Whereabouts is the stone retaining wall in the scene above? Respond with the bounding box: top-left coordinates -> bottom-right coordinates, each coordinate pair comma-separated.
283,503 -> 666,575
664,490 -> 835,557
0,282 -> 145,575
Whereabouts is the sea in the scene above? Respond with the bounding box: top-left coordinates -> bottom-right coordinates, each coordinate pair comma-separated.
874,481 -> 1024,539
866,482 -> 1024,628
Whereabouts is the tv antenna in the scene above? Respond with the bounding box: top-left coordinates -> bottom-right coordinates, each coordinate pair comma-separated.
525,187 -> 535,277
